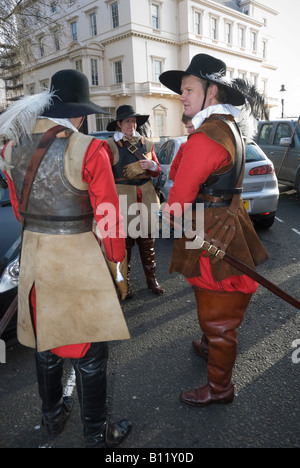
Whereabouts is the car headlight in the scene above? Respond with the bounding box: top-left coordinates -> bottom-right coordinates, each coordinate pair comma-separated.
0,256 -> 20,293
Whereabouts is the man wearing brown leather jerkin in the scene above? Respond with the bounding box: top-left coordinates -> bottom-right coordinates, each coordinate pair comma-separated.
160,54 -> 269,407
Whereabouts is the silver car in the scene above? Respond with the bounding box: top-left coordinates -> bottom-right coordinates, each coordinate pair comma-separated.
156,137 -> 279,229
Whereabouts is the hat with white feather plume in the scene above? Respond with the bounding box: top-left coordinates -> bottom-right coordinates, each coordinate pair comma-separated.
0,69 -> 108,142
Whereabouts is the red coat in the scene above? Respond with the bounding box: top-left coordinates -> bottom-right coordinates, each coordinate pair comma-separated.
169,142 -> 186,182
165,131 -> 258,294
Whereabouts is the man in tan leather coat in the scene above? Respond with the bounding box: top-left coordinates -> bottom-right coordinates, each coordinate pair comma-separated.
0,70 -> 132,447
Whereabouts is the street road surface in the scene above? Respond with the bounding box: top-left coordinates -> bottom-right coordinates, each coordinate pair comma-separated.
0,189 -> 300,448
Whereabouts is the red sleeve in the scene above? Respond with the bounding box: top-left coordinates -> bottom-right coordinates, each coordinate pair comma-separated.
150,147 -> 161,178
169,144 -> 185,181
164,133 -> 231,218
1,144 -> 21,221
82,139 -> 126,263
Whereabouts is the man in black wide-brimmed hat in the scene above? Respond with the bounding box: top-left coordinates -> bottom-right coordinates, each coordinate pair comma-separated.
0,69 -> 132,447
106,105 -> 164,297
160,54 -> 269,407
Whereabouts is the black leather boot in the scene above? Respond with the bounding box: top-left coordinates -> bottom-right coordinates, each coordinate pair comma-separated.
35,350 -> 74,436
70,342 -> 132,448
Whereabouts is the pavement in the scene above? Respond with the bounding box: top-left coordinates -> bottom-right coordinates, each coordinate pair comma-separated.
1,191 -> 300,449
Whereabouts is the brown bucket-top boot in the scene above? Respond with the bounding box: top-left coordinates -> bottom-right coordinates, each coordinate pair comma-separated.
136,235 -> 164,295
181,288 -> 252,407
192,334 -> 209,362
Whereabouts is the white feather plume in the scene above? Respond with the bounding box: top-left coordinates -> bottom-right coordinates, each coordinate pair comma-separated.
0,157 -> 6,171
235,101 -> 258,141
0,91 -> 55,143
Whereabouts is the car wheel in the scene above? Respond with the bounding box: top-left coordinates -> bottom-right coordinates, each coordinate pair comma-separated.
254,214 -> 275,229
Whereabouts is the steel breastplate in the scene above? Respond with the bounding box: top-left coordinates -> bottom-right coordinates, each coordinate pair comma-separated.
11,133 -> 93,235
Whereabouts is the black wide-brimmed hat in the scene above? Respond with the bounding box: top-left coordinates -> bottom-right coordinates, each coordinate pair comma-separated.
159,54 -> 245,106
42,69 -> 109,118
107,105 -> 149,131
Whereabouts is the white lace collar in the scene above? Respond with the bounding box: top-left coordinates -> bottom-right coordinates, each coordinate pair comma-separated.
192,104 -> 241,130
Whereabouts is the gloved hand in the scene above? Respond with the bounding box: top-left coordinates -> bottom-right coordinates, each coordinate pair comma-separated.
106,253 -> 128,301
203,208 -> 238,264
123,161 -> 146,179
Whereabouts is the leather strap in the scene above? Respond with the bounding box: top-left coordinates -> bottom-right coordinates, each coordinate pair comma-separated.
122,138 -> 147,161
18,125 -> 68,267
19,125 -> 67,227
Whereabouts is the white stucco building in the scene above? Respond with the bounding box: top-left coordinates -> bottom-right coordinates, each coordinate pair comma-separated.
23,0 -> 279,136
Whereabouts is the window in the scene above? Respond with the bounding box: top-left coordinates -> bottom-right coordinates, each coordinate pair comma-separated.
257,123 -> 273,145
90,12 -> 97,37
155,113 -> 164,137
40,81 -> 49,91
250,74 -> 257,87
194,11 -> 201,35
262,40 -> 267,59
226,68 -> 234,79
96,108 -> 116,131
239,27 -> 245,47
38,37 -> 45,57
225,22 -> 232,44
273,124 -> 292,146
111,2 -> 119,28
35,10 -> 42,23
251,31 -> 257,51
245,143 -> 265,163
71,21 -> 78,41
152,4 -> 159,29
114,60 -> 123,84
153,60 -> 162,82
51,2 -> 57,14
75,59 -> 83,72
27,84 -> 35,95
91,59 -> 99,86
53,30 -> 60,51
211,17 -> 218,40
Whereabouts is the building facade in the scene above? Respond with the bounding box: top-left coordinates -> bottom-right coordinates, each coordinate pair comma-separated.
23,0 -> 279,137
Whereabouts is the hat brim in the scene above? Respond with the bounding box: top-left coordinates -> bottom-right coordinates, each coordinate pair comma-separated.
107,114 -> 149,131
160,70 -> 245,106
42,100 -> 109,118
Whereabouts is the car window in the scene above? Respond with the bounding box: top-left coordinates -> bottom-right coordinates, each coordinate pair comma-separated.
273,123 -> 292,145
257,123 -> 273,145
0,170 -> 10,204
245,144 -> 266,163
157,140 -> 177,165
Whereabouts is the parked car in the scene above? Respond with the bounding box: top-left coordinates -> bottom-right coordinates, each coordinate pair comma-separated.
0,171 -> 21,343
156,137 -> 279,229
255,119 -> 300,197
89,131 -> 114,140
